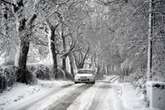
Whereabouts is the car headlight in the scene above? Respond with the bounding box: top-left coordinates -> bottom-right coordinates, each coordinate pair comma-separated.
75,75 -> 80,79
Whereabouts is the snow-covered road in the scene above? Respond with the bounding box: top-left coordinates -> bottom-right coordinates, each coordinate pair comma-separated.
1,75 -> 148,110
26,76 -> 119,110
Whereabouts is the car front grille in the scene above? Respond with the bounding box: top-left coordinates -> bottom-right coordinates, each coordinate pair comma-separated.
79,79 -> 89,81
80,76 -> 87,79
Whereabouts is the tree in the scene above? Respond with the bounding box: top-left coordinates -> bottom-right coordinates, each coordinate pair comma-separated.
46,20 -> 59,75
74,40 -> 90,69
1,0 -> 37,84
0,2 -> 18,66
61,36 -> 77,77
57,0 -> 92,72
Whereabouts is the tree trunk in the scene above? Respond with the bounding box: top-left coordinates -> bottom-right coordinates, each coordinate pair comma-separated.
16,34 -> 32,84
15,17 -> 30,83
16,37 -> 34,84
17,38 -> 30,70
62,32 -> 66,71
50,28 -> 58,74
16,14 -> 37,84
1,3 -> 8,64
79,46 -> 90,68
46,20 -> 59,78
69,53 -> 75,77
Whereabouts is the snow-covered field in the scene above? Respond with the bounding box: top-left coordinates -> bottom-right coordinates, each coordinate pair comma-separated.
0,76 -> 153,110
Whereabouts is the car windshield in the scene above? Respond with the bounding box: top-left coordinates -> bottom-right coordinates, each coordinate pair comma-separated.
78,70 -> 94,74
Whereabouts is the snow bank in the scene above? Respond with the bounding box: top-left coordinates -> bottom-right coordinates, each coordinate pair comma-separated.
111,82 -> 152,110
119,83 -> 148,110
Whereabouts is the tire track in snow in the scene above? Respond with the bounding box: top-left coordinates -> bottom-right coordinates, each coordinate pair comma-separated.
26,83 -> 87,110
9,84 -> 73,110
88,82 -> 112,110
6,83 -> 74,110
97,75 -> 119,84
68,76 -> 119,110
48,84 -> 93,110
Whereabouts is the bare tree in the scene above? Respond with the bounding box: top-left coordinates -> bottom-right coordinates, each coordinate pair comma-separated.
74,42 -> 90,69
1,0 -> 37,84
61,37 -> 77,77
46,19 -> 59,75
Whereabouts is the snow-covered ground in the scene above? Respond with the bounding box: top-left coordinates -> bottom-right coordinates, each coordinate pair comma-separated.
113,82 -> 148,110
68,76 -> 149,110
0,76 -> 153,110
0,80 -> 74,110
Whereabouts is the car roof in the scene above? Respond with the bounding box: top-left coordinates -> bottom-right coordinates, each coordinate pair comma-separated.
77,69 -> 94,73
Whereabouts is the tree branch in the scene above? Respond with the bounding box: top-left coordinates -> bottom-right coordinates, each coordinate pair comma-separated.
96,0 -> 128,6
27,14 -> 37,26
1,0 -> 14,6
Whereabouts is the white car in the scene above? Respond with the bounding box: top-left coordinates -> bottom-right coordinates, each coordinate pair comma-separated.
74,69 -> 95,84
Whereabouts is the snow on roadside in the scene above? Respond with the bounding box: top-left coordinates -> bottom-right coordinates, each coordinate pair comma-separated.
121,83 -> 148,110
112,82 -> 150,110
111,87 -> 125,110
0,80 -> 73,110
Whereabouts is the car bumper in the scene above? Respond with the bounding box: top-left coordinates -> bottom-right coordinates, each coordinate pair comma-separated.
74,78 -> 95,83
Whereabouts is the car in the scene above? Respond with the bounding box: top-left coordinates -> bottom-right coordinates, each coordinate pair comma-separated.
74,69 -> 95,84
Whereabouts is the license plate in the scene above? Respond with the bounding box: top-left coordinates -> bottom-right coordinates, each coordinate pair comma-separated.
80,79 -> 89,81
81,76 -> 87,79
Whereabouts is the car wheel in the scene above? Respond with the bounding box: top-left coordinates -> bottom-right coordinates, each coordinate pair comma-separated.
91,81 -> 95,84
74,82 -> 78,84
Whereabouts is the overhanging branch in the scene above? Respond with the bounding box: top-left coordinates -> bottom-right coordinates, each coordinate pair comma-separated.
1,0 -> 14,6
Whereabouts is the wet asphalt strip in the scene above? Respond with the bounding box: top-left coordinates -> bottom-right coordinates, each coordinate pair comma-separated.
48,84 -> 93,110
18,83 -> 74,110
